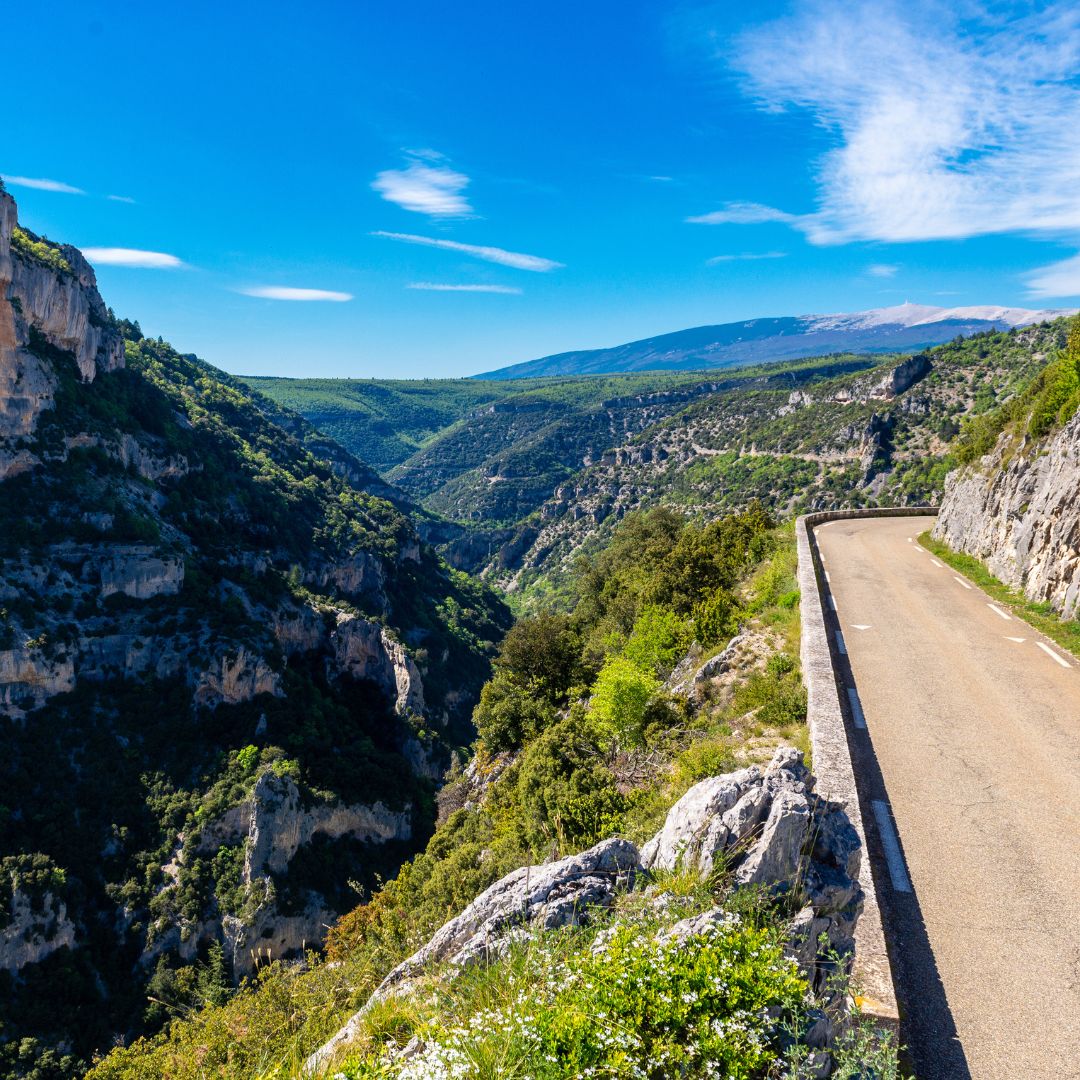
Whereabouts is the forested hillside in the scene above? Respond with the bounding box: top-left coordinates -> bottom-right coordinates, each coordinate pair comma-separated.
251,322 -> 1068,603
0,188 -> 509,1077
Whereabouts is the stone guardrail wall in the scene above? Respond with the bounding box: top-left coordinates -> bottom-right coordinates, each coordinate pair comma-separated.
796,506 -> 938,1033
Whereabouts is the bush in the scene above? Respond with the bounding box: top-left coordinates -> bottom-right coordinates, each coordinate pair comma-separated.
589,656 -> 662,748
472,672 -> 558,753
516,717 -> 624,854
493,613 -> 583,705
623,604 -> 693,677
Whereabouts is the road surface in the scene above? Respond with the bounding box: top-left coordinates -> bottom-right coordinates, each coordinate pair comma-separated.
815,515 -> 1080,1080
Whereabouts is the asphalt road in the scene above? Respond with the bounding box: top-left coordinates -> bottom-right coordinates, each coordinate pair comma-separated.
815,515 -> 1080,1080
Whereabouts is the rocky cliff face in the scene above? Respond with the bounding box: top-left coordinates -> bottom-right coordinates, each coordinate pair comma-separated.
0,886 -> 77,973
0,187 -> 509,1067
0,191 -> 122,440
935,410 -> 1080,617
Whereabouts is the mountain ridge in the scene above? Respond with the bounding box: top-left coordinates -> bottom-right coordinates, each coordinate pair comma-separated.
475,302 -> 1074,379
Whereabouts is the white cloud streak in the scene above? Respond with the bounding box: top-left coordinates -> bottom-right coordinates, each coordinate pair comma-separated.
82,247 -> 184,268
239,286 -> 353,301
372,157 -> 472,217
868,263 -> 899,278
107,194 -> 136,204
718,1 -> 1080,246
372,231 -> 563,272
688,202 -> 798,226
706,250 -> 787,264
1026,254 -> 1080,299
4,175 -> 85,195
408,282 -> 522,294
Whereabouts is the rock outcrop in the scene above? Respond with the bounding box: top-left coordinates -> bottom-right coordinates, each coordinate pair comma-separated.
0,888 -> 77,972
151,770 -> 414,979
0,190 -> 123,437
307,837 -> 640,1071
935,410 -> 1080,618
333,615 -> 424,716
308,749 -> 863,1072
640,747 -> 862,1000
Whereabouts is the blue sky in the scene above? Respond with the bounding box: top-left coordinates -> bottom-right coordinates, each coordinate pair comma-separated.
5,0 -> 1080,377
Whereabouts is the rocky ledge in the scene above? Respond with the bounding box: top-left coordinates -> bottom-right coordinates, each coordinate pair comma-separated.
307,747 -> 863,1073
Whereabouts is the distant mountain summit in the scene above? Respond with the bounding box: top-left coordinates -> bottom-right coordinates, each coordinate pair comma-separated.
476,302 -> 1075,379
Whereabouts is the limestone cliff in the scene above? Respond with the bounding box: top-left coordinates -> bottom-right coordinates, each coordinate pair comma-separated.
0,190 -> 122,441
0,185 -> 509,1065
935,408 -> 1080,617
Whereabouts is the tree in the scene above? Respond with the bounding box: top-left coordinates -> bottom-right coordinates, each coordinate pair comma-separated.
589,656 -> 661,748
494,613 -> 583,705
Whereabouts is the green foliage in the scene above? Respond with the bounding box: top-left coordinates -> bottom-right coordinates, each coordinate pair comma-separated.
341,916 -> 807,1080
11,226 -> 72,274
623,604 -> 694,676
471,671 -> 558,753
574,504 -> 774,661
589,656 -> 662,748
492,612 -> 583,705
516,716 -> 626,854
953,316 -> 1080,463
1027,317 -> 1080,439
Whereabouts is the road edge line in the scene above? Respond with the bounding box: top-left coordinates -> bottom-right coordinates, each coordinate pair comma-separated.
797,507 -> 937,1034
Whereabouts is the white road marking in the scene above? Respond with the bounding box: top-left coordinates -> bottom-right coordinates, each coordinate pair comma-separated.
988,604 -> 1011,621
872,801 -> 913,893
835,631 -> 847,655
907,537 -> 913,543
847,687 -> 867,730
1006,636 -> 1026,643
852,624 -> 872,630
953,576 -> 973,590
931,559 -> 944,568
828,595 -> 836,610
1036,641 -> 1071,668
825,571 -> 831,583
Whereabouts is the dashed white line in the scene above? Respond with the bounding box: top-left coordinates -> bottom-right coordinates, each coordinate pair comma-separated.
931,559 -> 944,568
987,604 -> 1011,621
871,800 -> 912,893
1005,636 -> 1026,643
1036,641 -> 1071,668
953,576 -> 973,590
824,571 -> 831,583
828,595 -> 836,610
835,630 -> 847,655
907,537 -> 913,543
846,687 -> 867,730
852,624 -> 872,631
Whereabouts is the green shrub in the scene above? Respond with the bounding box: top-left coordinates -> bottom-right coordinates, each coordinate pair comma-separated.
589,655 -> 662,748
516,716 -> 624,854
472,672 -> 558,753
343,917 -> 807,1080
623,604 -> 693,676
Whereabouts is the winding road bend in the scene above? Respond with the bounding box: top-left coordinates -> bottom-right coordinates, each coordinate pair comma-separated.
815,515 -> 1080,1080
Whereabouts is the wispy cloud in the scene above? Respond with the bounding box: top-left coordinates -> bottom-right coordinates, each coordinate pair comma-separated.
723,1 -> 1080,245
868,263 -> 899,278
372,153 -> 472,217
408,282 -> 522,294
82,247 -> 184,268
1025,254 -> 1080,299
107,194 -> 136,204
688,202 -> 798,226
239,286 -> 353,302
4,175 -> 85,195
706,250 -> 787,264
372,231 -> 563,272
